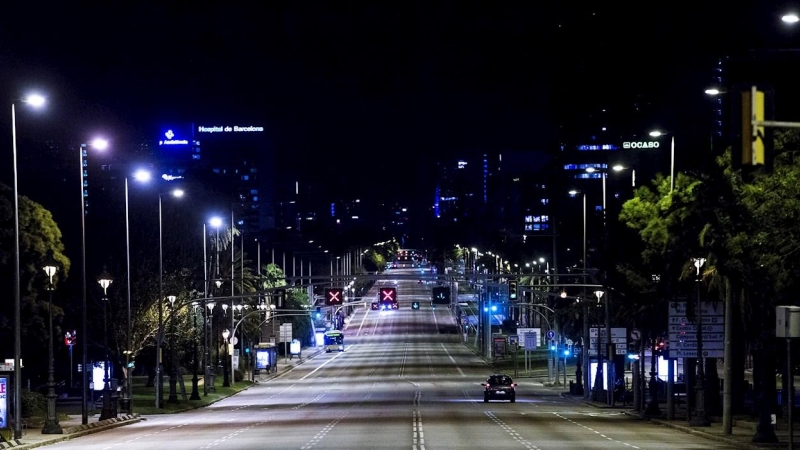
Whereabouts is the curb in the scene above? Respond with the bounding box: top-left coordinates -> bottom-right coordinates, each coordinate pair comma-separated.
4,414 -> 143,450
641,415 -> 760,450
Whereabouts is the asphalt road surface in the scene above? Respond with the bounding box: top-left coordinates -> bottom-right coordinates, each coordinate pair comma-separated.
46,268 -> 734,449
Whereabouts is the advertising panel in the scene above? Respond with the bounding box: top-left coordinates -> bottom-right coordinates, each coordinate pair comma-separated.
256,350 -> 270,370
0,377 -> 7,429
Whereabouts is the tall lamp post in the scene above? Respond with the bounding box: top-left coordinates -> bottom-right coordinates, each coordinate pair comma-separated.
97,271 -> 116,421
690,257 -> 709,426
42,253 -> 62,434
138,176 -> 184,409
78,138 -> 110,425
648,130 -> 676,194
11,93 -> 46,438
569,190 -> 591,399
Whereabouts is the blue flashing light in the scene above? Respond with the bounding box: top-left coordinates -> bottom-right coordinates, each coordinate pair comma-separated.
550,345 -> 556,351
483,306 -> 489,312
563,349 -> 570,356
315,312 -> 321,319
491,305 -> 497,312
627,354 -> 640,361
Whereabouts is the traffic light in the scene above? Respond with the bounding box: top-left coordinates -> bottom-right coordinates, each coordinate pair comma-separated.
325,288 -> 344,306
315,306 -> 321,319
274,288 -> 286,308
508,279 -> 518,300
412,301 -> 420,310
432,286 -> 450,305
550,340 -> 556,351
741,88 -> 765,166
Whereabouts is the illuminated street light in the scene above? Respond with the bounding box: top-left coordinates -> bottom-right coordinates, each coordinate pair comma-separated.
648,129 -> 676,193
782,13 -> 799,24
11,93 -> 46,439
78,137 -> 110,423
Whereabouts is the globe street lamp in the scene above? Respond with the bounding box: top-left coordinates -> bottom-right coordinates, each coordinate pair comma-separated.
41,253 -> 62,434
11,93 -> 46,439
97,271 -> 116,421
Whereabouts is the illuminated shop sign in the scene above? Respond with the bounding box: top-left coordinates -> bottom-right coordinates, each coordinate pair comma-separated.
197,125 -> 264,133
159,129 -> 189,146
622,141 -> 660,149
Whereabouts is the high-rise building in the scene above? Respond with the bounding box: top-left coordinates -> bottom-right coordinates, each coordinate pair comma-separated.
155,123 -> 276,236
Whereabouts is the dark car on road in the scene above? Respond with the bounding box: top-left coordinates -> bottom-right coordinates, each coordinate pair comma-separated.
482,374 -> 515,402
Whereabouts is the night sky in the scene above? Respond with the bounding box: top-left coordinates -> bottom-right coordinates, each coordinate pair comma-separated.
1,2 -> 798,201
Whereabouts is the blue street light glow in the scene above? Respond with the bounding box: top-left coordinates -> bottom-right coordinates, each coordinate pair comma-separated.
490,305 -> 497,312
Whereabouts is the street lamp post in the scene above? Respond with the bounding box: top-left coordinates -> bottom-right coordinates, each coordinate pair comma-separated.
205,301 -> 216,394
11,93 -> 46,438
167,295 -> 178,403
222,329 -> 231,388
42,254 -> 62,434
86,138 -> 111,418
97,271 -> 116,421
648,130 -> 675,194
690,257 -> 710,426
190,301 -> 201,400
592,290 -> 605,402
222,305 -> 231,387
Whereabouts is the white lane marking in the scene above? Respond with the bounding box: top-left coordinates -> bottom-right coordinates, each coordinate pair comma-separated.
198,415 -> 275,449
356,307 -> 370,336
551,412 -> 640,449
300,351 -> 345,380
485,411 -> 539,450
432,307 -> 439,333
441,343 -> 466,377
412,390 -> 425,450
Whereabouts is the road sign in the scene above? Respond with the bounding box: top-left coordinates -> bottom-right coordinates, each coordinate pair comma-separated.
524,333 -> 538,349
517,328 -> 540,348
546,330 -> 555,339
279,323 -> 293,342
630,329 -> 641,341
668,301 -> 724,316
668,301 -> 725,357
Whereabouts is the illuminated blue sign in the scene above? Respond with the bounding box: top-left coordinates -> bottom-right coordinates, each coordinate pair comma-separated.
159,129 -> 189,146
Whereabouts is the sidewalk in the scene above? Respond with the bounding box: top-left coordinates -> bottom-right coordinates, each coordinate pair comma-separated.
2,348 -> 323,450
553,387 -> 792,450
